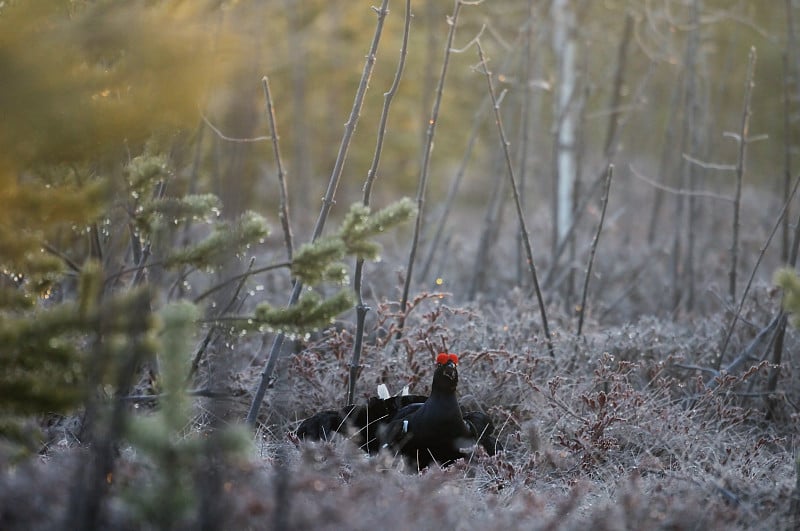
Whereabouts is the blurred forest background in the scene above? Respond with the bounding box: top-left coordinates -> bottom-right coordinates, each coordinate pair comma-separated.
2,0 -> 800,529
1,1 -> 795,290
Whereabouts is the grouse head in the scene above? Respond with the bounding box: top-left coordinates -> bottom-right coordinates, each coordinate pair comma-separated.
431,353 -> 459,395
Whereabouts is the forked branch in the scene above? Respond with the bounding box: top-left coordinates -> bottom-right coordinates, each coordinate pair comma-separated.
475,38 -> 554,358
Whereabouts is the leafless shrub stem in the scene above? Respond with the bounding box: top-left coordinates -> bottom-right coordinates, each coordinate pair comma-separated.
247,0 -> 392,426
782,51 -> 793,264
543,170 -> 607,287
576,164 -> 613,336
421,13 -> 534,285
192,261 -> 291,304
476,39 -> 554,358
468,160 -> 506,300
647,71 -> 683,244
676,0 -> 703,313
418,97 -> 489,284
715,171 -> 800,371
603,14 -> 633,158
629,164 -> 733,202
262,76 -> 293,261
729,47 -> 757,302
398,0 -> 472,338
348,0 -> 412,405
516,1 -> 538,286
772,0 -> 799,435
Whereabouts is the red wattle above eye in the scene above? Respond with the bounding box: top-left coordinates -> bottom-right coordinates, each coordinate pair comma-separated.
436,353 -> 449,365
448,353 -> 459,365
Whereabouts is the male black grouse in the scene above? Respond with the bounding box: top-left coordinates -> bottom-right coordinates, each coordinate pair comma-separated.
296,353 -> 500,469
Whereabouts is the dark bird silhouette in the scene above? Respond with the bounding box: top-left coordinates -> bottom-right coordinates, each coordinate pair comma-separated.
296,353 -> 500,469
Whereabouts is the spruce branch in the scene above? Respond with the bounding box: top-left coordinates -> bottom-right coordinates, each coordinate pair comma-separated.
291,237 -> 348,285
131,179 -> 168,288
136,194 -> 222,233
163,211 -> 269,269
251,290 -> 354,335
290,200 -> 415,287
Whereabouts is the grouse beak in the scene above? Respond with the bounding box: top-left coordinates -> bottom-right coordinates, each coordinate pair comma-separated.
442,360 -> 458,383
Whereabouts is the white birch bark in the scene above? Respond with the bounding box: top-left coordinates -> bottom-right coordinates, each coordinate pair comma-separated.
552,0 -> 578,245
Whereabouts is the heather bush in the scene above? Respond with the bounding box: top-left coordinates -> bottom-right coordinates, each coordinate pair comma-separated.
2,1 -> 799,530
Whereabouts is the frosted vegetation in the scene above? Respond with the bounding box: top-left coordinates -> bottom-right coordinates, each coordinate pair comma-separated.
0,1 -> 799,529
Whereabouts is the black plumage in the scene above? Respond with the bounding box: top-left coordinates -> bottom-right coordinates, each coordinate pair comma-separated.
296,353 -> 500,469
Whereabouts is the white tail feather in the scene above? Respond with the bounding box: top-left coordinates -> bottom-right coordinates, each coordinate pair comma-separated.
377,383 -> 390,400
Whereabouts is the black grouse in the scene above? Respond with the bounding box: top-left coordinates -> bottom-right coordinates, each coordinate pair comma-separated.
296,353 -> 500,469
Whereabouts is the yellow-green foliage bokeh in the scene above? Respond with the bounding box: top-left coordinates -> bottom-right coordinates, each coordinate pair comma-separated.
0,1 -> 245,172
0,0 -> 249,282
776,268 -> 800,328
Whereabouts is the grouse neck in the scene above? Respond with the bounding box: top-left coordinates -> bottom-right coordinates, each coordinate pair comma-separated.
430,361 -> 459,394
428,365 -> 460,408
429,382 -> 458,399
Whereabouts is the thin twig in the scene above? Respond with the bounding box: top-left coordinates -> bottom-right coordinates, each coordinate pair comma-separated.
247,0 -> 392,426
397,0 -> 472,338
673,0 -> 702,313
516,2 -> 538,286
468,161 -> 507,300
681,153 -> 736,171
714,172 -> 800,371
418,97 -> 490,283
576,165 -> 613,336
603,14 -> 633,158
782,51 -> 793,263
420,13 -> 532,284
192,261 -> 291,303
187,257 -> 256,383
476,38 -> 554,358
42,242 -> 82,273
263,76 -> 294,261
729,47 -> 757,302
647,70 -> 684,244
201,113 -> 271,143
768,0 -> 800,426
348,0 -> 412,405
122,388 -> 247,402
628,164 -> 733,202
543,170 -> 607,287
